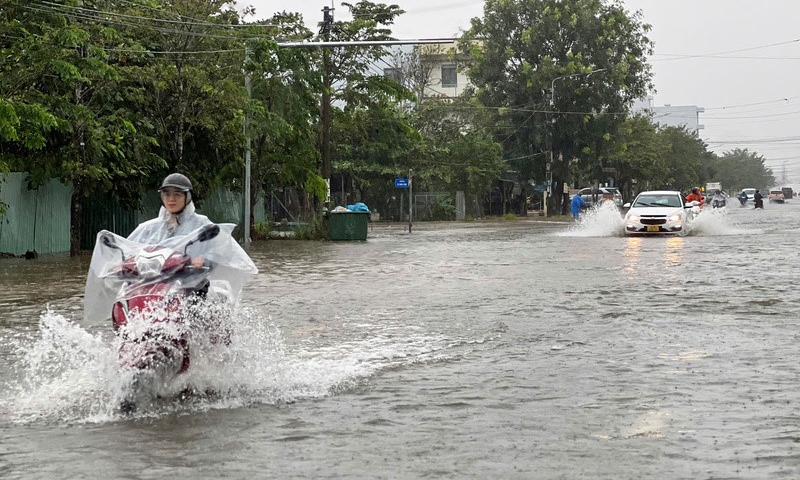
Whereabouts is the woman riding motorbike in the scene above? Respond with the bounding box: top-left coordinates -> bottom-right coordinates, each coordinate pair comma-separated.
128,173 -> 212,269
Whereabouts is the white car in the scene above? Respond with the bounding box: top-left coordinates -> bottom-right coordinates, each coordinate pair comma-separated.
623,190 -> 698,236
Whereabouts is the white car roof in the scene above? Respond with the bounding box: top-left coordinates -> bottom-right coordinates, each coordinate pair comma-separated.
636,190 -> 681,196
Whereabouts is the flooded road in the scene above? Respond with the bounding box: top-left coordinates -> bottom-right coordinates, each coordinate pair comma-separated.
2,203 -> 800,479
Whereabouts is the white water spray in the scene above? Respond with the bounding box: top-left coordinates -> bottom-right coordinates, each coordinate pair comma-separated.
686,207 -> 750,236
1,304 -> 463,423
559,202 -> 625,237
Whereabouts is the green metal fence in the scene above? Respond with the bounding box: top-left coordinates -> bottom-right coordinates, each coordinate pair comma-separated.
0,173 -> 72,255
1,172 -> 266,255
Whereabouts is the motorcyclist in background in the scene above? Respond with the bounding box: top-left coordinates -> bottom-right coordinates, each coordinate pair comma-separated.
737,191 -> 748,207
128,173 -> 212,269
711,190 -> 726,208
754,190 -> 764,209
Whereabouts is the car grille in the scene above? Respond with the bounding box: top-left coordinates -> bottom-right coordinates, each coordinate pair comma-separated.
640,217 -> 667,225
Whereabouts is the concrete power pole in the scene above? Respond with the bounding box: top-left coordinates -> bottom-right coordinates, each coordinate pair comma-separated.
320,5 -> 334,207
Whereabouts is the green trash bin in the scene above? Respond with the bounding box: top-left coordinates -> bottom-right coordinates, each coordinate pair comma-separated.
328,211 -> 369,241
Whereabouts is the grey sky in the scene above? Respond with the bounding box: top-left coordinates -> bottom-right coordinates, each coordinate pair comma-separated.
247,0 -> 800,183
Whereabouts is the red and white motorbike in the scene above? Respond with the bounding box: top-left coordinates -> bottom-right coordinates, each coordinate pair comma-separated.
84,224 -> 257,413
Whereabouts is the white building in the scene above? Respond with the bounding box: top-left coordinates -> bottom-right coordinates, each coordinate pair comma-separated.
379,41 -> 472,101
633,96 -> 705,132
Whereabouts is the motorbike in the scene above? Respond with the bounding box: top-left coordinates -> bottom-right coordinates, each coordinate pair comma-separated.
738,195 -> 748,207
84,224 -> 257,413
711,196 -> 726,208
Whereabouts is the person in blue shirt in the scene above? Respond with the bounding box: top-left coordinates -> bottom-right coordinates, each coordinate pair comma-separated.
570,193 -> 587,219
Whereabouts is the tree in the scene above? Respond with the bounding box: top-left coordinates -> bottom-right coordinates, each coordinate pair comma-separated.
460,0 -> 654,214
243,13 -> 323,228
320,1 -> 406,199
713,148 -> 774,192
413,97 -> 505,197
116,0 -> 247,194
0,0 -> 162,255
603,114 -> 669,199
659,125 -> 713,192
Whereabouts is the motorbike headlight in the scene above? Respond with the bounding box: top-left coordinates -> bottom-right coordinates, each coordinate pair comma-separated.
668,213 -> 682,222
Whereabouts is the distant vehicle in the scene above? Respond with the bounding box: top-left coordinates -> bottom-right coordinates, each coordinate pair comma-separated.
710,192 -> 727,208
577,187 -> 623,208
768,189 -> 785,203
782,187 -> 793,200
741,188 -> 756,202
705,190 -> 728,203
622,190 -> 698,236
704,182 -> 722,201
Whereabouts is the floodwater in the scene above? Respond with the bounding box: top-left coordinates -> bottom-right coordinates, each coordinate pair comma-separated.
2,201 -> 800,479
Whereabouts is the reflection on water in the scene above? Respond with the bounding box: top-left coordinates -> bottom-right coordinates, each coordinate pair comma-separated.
623,236 -> 642,277
663,236 -> 684,265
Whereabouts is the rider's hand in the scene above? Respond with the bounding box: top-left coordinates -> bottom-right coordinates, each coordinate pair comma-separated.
191,256 -> 206,269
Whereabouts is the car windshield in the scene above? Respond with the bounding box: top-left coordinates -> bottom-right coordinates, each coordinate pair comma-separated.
633,194 -> 682,208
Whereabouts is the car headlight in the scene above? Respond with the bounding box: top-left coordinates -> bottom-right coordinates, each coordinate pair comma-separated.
668,213 -> 682,222
626,214 -> 640,223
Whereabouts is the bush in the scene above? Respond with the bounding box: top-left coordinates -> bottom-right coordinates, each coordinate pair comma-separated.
252,221 -> 272,240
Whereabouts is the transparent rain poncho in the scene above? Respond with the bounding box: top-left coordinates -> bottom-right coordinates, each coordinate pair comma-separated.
83,223 -> 258,328
127,202 -> 212,244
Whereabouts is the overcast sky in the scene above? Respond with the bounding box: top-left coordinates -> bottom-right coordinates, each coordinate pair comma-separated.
245,1 -> 800,183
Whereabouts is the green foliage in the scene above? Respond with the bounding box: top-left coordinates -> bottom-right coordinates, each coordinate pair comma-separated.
712,149 -> 774,192
460,0 -> 655,189
252,221 -> 272,240
293,216 -> 327,240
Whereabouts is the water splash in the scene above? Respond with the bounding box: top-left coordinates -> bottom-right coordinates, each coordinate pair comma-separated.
0,304 -> 462,423
559,202 -> 625,237
687,207 -> 750,236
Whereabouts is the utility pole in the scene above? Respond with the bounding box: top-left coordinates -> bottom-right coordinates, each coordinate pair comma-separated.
320,5 -> 334,207
243,45 -> 252,248
408,168 -> 413,233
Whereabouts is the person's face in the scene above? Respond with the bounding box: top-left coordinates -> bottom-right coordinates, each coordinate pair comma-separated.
161,188 -> 187,214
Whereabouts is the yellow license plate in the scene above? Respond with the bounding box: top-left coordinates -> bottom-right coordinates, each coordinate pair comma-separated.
646,225 -> 660,232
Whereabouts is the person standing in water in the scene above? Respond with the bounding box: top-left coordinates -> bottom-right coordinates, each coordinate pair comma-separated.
570,193 -> 587,220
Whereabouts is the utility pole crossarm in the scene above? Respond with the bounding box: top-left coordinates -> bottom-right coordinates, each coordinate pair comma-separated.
277,38 -> 457,48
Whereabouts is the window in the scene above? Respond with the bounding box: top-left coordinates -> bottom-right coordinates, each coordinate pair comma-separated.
383,67 -> 402,83
441,65 -> 457,88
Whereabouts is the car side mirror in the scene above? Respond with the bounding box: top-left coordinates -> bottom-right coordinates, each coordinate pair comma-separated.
622,202 -> 631,208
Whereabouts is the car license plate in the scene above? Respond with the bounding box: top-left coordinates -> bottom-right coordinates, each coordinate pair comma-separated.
646,225 -> 660,232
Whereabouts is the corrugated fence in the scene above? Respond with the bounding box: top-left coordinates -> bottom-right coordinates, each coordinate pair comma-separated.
0,173 -> 72,255
1,173 -> 265,255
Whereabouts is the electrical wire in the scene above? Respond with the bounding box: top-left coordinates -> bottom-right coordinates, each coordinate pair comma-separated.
704,97 -> 799,111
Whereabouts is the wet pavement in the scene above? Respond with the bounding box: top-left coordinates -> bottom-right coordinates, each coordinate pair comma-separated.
2,203 -> 800,479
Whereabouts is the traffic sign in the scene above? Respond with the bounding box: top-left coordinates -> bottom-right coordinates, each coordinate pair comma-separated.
395,178 -> 409,189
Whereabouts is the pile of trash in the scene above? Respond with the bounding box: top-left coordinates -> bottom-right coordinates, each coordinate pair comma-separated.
331,202 -> 369,213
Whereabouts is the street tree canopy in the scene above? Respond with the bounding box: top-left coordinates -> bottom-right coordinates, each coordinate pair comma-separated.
460,0 -> 654,212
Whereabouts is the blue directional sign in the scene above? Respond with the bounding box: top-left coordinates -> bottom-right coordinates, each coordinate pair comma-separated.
395,178 -> 409,189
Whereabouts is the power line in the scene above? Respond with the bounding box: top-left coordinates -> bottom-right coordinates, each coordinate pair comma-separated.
701,109 -> 800,120
704,96 -> 799,111
653,37 -> 800,62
